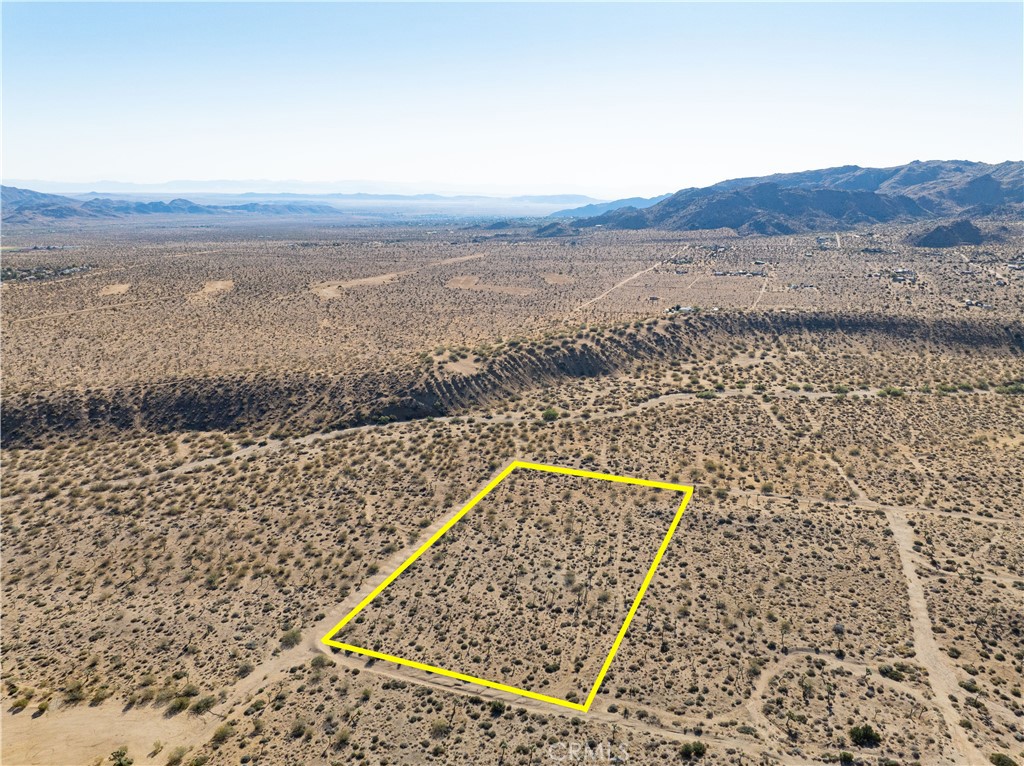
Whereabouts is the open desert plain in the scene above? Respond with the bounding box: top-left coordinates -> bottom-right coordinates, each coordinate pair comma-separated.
2,207 -> 1022,766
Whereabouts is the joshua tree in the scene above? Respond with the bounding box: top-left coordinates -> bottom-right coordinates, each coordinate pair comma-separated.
780,620 -> 792,652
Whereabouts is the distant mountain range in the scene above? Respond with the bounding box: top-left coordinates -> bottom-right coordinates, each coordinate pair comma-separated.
0,186 -> 344,224
554,160 -> 1023,235
0,186 -> 602,223
6,161 -> 1022,232
4,178 -> 603,199
547,194 -> 671,218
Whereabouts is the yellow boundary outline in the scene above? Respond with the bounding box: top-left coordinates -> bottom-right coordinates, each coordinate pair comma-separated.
322,460 -> 694,712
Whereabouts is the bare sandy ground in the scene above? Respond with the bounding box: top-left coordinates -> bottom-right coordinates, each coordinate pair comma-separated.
541,272 -> 572,285
98,283 -> 131,296
2,704 -> 213,766
312,272 -> 403,298
445,357 -> 483,375
199,280 -> 233,295
188,280 -> 235,303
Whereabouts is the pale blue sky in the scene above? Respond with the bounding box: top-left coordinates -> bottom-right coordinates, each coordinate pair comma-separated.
3,2 -> 1022,197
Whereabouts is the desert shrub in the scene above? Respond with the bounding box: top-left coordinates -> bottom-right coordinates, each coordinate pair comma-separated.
541,408 -> 559,422
878,664 -> 904,681
109,748 -> 133,766
165,746 -> 188,766
679,740 -> 707,759
989,755 -> 1017,766
280,628 -> 302,648
849,724 -> 881,747
210,723 -> 234,744
333,727 -> 352,749
190,696 -> 216,715
166,697 -> 190,716
430,719 -> 452,738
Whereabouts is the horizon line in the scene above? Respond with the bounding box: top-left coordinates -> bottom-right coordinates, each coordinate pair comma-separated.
6,157 -> 1022,201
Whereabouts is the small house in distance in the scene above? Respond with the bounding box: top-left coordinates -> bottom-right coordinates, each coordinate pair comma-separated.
665,305 -> 696,315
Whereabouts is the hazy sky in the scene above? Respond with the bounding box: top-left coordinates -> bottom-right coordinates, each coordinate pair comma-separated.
3,2 -> 1022,197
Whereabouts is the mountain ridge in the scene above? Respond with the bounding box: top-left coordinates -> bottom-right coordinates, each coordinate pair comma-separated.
0,186 -> 343,223
561,160 -> 1023,234
548,194 -> 671,218
1,186 -> 605,223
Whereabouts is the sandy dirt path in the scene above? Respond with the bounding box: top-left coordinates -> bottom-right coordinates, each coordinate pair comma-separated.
886,510 -> 984,765
312,253 -> 485,298
821,446 -> 981,763
742,646 -> 941,745
749,274 -> 770,309
571,261 -> 662,313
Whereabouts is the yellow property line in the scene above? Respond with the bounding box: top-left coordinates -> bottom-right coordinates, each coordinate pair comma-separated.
322,460 -> 694,713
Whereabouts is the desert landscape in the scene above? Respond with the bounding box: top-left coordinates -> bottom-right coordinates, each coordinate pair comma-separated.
3,1 -> 1023,763
2,203 -> 1022,765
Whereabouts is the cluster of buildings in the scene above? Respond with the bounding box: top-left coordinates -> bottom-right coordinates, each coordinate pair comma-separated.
712,269 -> 766,278
890,268 -> 918,284
963,299 -> 995,310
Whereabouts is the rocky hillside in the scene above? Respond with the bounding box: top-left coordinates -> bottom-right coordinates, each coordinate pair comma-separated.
566,160 -> 1023,234
910,219 -> 986,248
548,194 -> 671,218
583,184 -> 929,235
709,159 -> 1023,209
